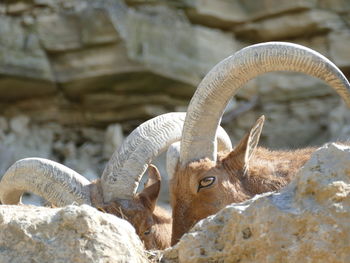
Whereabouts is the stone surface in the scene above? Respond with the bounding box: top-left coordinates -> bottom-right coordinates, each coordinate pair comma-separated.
37,13 -> 83,52
0,116 -> 55,176
0,16 -> 55,99
240,0 -> 317,20
180,0 -> 318,27
0,204 -> 148,263
328,102 -> 350,141
329,30 -> 350,68
0,115 -> 106,182
51,44 -> 143,89
126,6 -> 238,85
162,143 -> 350,263
293,35 -> 329,56
37,8 -> 120,52
248,72 -> 336,102
235,10 -> 343,41
103,123 -> 124,158
181,0 -> 247,28
318,0 -> 350,12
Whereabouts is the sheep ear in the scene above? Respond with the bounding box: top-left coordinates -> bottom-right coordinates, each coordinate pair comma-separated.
139,164 -> 161,212
224,116 -> 265,171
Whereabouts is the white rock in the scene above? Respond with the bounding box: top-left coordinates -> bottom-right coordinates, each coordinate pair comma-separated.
329,30 -> 350,68
0,205 -> 148,263
235,10 -> 343,41
103,123 -> 124,159
9,115 -> 30,135
0,117 -> 8,132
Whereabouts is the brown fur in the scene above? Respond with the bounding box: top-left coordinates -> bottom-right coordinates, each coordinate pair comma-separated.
90,165 -> 172,250
170,117 -> 348,245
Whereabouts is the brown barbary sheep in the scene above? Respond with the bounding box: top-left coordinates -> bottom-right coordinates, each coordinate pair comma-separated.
167,42 -> 350,245
0,112 -> 232,250
91,164 -> 172,250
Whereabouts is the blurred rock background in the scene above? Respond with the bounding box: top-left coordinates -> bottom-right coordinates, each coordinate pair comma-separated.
0,0 -> 350,205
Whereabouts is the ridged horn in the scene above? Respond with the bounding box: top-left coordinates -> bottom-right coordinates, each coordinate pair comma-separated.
101,112 -> 232,203
180,42 -> 350,165
0,158 -> 91,206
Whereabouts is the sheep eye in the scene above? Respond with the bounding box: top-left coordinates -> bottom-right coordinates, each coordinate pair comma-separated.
198,176 -> 216,192
144,228 -> 151,235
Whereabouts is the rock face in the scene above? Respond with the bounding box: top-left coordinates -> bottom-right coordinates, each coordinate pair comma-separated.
0,115 -> 109,181
0,204 -> 148,263
1,0 -> 349,131
163,143 -> 350,263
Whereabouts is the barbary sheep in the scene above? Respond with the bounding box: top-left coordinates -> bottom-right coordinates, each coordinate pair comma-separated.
0,112 -> 232,250
167,42 -> 350,245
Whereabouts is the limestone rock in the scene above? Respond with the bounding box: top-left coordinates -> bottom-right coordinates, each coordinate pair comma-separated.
163,143 -> 350,263
126,6 -> 238,85
152,152 -> 170,204
82,93 -> 188,111
37,8 -> 120,52
181,0 -> 247,28
0,117 -> 8,132
0,116 -> 55,172
328,102 -> 350,141
0,16 -> 55,100
103,123 -> 124,159
84,105 -> 169,124
80,8 -> 121,46
0,205 -> 148,263
9,115 -> 30,136
262,97 -> 337,148
37,14 -> 82,52
1,0 -> 349,141
293,35 -> 329,56
51,44 -> 144,92
235,10 -> 343,41
240,0 -> 317,20
6,2 -> 32,14
34,2 -> 144,96
0,4 -> 5,14
329,30 -> 350,68
318,0 -> 350,12
253,72 -> 335,102
180,0 -> 318,27
0,115 -> 106,183
62,142 -> 102,181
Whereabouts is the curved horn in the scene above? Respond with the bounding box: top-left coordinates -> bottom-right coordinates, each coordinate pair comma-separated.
101,112 -> 232,203
180,42 -> 350,165
0,158 -> 91,206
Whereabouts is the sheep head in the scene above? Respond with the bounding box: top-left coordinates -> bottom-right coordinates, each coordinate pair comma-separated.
170,116 -> 265,243
169,42 -> 350,245
97,165 -> 171,250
